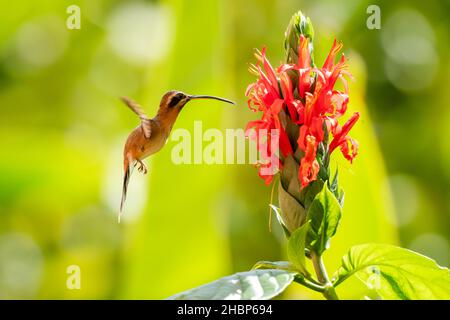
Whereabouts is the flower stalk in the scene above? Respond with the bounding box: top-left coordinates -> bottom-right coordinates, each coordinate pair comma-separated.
311,251 -> 339,300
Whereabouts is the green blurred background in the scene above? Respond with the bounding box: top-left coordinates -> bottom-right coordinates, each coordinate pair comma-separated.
0,0 -> 448,299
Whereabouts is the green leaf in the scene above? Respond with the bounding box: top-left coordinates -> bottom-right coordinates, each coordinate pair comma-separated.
167,269 -> 296,300
333,244 -> 450,300
287,222 -> 310,274
306,183 -> 342,255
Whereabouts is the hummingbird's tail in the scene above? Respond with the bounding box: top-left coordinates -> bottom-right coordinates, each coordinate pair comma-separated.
119,160 -> 132,223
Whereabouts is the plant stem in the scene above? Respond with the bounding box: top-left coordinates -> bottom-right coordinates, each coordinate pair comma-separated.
311,251 -> 339,300
294,276 -> 325,293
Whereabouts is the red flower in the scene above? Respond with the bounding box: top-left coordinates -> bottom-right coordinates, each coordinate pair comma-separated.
278,35 -> 312,102
329,112 -> 360,162
246,48 -> 294,184
246,35 -> 359,189
299,135 -> 320,187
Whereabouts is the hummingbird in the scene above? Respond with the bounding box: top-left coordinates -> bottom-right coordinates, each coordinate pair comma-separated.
119,90 -> 235,221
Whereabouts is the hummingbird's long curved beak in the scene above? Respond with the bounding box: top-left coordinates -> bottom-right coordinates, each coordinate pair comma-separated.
188,95 -> 235,105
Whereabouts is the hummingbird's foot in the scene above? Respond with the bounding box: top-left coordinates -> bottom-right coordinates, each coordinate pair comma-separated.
136,160 -> 148,174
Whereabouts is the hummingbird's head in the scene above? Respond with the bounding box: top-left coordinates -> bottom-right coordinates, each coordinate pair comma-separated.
161,90 -> 190,111
160,90 -> 235,113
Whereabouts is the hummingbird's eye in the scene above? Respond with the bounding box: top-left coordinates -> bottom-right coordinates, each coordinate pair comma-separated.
169,93 -> 184,108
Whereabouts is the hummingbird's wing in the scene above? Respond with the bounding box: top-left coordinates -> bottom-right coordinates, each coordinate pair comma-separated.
120,96 -> 152,139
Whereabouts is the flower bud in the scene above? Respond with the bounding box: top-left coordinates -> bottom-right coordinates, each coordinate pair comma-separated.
284,11 -> 314,65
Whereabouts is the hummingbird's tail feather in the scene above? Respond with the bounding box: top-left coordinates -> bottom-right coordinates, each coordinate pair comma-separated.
119,162 -> 132,223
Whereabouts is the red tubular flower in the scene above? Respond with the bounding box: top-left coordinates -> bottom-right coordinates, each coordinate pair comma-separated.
329,112 -> 360,162
280,72 -> 300,122
246,35 -> 359,189
278,35 -> 312,99
299,135 -> 320,187
246,48 -> 295,183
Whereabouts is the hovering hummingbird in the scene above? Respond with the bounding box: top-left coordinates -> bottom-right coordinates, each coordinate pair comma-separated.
119,90 -> 235,221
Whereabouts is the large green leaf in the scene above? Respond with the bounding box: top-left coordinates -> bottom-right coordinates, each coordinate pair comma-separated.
306,184 -> 342,255
333,244 -> 450,300
168,270 -> 296,300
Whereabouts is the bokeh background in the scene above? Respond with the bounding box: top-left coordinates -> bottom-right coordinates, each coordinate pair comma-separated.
0,0 -> 448,299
